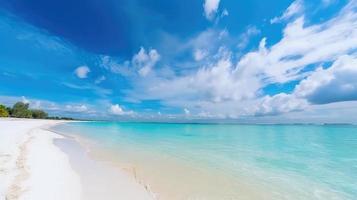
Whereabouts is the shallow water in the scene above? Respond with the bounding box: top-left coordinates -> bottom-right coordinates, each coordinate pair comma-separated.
51,122 -> 357,200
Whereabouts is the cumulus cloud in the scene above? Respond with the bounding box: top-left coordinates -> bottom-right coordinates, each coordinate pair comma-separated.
74,65 -> 90,78
129,50 -> 247,103
94,1 -> 357,120
100,47 -> 160,77
253,93 -> 308,116
271,0 -> 303,24
203,0 -> 221,20
109,104 -> 133,116
294,55 -> 357,104
240,1 -> 357,85
124,1 -> 357,118
133,47 -> 160,77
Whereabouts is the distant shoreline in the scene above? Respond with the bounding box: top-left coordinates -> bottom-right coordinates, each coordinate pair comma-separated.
64,119 -> 357,126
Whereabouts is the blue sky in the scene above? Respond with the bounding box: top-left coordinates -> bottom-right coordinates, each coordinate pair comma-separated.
1,0 -> 357,123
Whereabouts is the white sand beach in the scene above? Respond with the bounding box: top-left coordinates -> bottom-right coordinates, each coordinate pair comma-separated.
0,118 -> 155,200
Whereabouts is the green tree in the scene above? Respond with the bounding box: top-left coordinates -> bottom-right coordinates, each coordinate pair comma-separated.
11,102 -> 32,118
31,109 -> 48,119
6,106 -> 12,116
0,104 -> 9,117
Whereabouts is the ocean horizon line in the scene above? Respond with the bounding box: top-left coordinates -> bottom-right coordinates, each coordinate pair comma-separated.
70,119 -> 357,126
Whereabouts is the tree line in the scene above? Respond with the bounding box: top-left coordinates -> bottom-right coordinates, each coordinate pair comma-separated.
0,102 -> 74,120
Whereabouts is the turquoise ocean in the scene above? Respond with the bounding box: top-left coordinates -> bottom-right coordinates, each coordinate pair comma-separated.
51,122 -> 357,200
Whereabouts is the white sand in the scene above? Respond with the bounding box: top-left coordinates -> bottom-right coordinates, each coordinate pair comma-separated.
55,137 -> 157,200
0,118 -> 155,200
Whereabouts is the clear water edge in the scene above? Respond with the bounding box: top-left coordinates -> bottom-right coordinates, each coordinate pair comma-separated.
50,122 -> 357,200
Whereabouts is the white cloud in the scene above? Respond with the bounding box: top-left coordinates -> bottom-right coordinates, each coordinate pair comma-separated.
124,1 -> 357,119
0,95 -> 98,115
250,54 -> 357,117
109,104 -> 124,115
74,65 -> 90,78
184,108 -> 190,115
152,28 -> 230,70
193,49 -> 208,61
109,104 -> 134,116
20,97 -> 42,110
254,93 -> 308,116
134,47 -> 160,77
21,96 -> 30,104
237,26 -> 260,49
270,0 -> 303,24
241,1 -> 357,85
65,104 -> 88,113
11,18 -> 72,53
238,101 -> 357,124
95,75 -> 106,84
100,56 -> 132,76
189,29 -> 226,57
0,96 -> 58,111
130,50 -> 248,103
63,82 -> 112,97
204,0 -> 221,20
31,101 -> 42,109
294,55 -> 357,103
101,47 -> 160,77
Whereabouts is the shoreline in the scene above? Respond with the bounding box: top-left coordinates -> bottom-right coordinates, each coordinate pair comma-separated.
52,122 -> 275,200
3,119 -> 352,199
0,118 -> 155,200
49,121 -> 354,200
48,127 -> 158,198
54,131 -> 157,200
